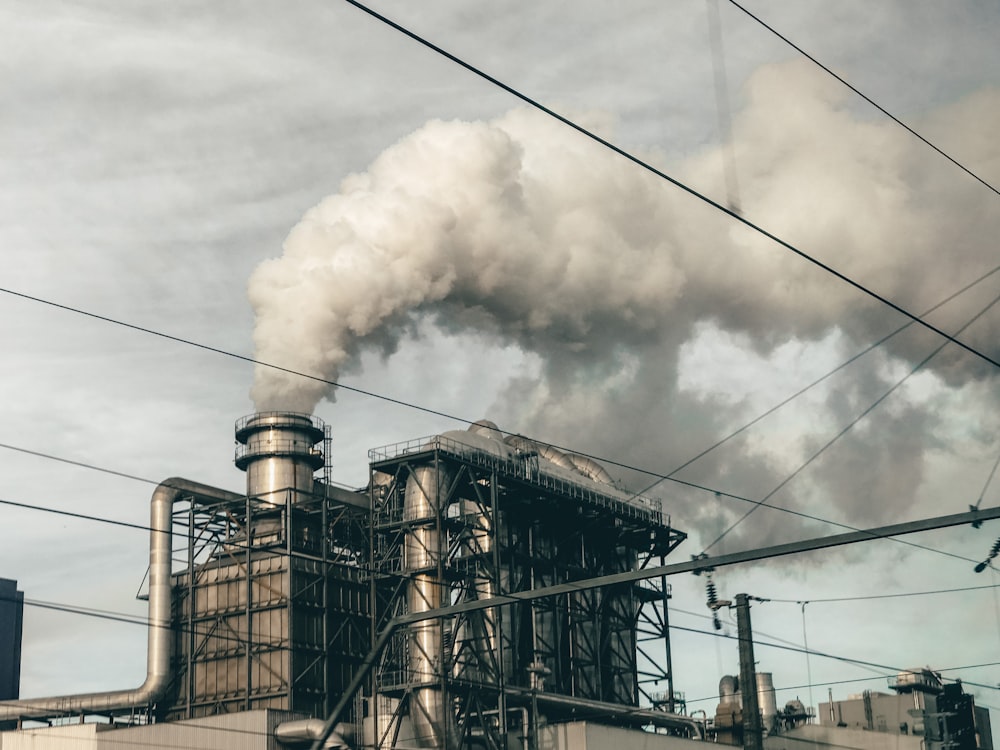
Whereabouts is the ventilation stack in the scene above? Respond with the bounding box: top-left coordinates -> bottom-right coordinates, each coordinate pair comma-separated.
165,413 -> 369,721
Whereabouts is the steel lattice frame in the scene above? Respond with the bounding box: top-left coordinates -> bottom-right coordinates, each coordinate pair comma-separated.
368,439 -> 686,747
166,487 -> 369,722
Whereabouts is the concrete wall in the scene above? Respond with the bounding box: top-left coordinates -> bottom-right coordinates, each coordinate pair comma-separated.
765,724 -> 924,750
540,721 -> 706,750
0,710 -> 295,750
819,693 -> 927,735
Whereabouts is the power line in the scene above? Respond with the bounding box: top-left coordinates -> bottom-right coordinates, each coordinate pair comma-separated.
7,591 -> 997,705
684,661 -> 1000,707
761,583 -> 1000,605
0,441 -> 157,486
634,262 -> 1000,499
0,5 -> 993,578
725,0 -> 1000,199
668,621 -> 1000,693
8,506 -> 1000,738
0,440 -> 985,570
1,0 -> 997,592
7,484 -> 988,680
673,604 -> 888,681
702,287 -> 1000,552
341,0 -> 1000,375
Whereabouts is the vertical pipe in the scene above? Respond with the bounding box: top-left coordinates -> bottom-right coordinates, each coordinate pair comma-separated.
286,488 -> 295,712
736,594 -> 762,750
490,472 -> 507,736
322,474 -> 330,716
801,602 -> 814,723
370,466 -> 380,748
0,478 -> 243,722
403,461 -> 452,748
245,493 -> 253,711
661,566 -> 675,712
185,501 -> 195,719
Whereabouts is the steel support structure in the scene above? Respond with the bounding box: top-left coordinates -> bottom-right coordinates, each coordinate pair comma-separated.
311,502 -> 1000,750
368,435 -> 685,748
166,484 -> 369,721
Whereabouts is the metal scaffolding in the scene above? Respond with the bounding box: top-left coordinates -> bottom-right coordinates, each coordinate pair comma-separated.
368,434 -> 686,748
166,484 -> 369,722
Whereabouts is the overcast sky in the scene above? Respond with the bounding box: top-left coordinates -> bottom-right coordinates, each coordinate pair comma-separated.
2,0 -> 999,738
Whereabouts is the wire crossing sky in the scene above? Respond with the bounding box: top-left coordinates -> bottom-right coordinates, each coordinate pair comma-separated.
1,1 -> 999,740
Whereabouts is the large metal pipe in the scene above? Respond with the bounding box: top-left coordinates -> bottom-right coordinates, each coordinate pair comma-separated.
403,464 -> 453,748
0,478 -> 240,723
275,717 -> 353,748
505,688 -> 705,739
756,672 -> 778,736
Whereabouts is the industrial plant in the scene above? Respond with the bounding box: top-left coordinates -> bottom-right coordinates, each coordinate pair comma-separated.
0,413 -> 691,749
0,413 -> 992,750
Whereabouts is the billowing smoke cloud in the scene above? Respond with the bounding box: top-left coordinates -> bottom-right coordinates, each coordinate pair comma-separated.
249,59 -> 1000,548
248,105 -> 691,412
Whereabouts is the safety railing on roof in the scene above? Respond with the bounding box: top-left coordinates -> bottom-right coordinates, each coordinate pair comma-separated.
370,435 -> 665,526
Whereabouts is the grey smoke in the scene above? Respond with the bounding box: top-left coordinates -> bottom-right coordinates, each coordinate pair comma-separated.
249,59 -> 1000,548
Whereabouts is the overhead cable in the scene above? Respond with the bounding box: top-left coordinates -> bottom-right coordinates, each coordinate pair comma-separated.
726,0 -> 1000,199
0,439 -> 984,568
341,0 -> 1000,375
633,262 -> 1000,499
703,287 -> 1000,552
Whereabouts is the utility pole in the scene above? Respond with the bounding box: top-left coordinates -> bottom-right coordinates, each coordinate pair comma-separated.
736,594 -> 763,750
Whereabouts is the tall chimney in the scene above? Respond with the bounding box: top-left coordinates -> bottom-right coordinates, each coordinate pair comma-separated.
235,412 -> 326,506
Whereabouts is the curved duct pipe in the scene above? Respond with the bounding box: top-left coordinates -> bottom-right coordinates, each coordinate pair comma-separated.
719,674 -> 738,706
507,689 -> 705,740
275,718 -> 352,748
504,435 -> 537,454
468,420 -> 504,442
508,438 -> 614,486
534,444 -> 578,473
0,478 -> 241,723
564,454 -> 613,485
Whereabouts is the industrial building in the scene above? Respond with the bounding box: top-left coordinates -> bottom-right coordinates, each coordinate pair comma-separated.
709,666 -> 994,750
0,413 -> 697,749
2,414 -> 993,750
0,578 -> 23,703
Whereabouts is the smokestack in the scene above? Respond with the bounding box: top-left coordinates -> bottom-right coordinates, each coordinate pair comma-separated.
234,411 -> 328,548
235,411 -> 326,506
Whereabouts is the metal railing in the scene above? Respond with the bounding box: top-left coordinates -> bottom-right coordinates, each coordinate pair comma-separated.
370,435 -> 665,525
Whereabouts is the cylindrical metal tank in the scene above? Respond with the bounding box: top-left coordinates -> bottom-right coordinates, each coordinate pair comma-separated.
235,412 -> 325,506
403,463 -> 453,748
757,672 -> 778,736
719,674 -> 739,706
452,499 -> 497,685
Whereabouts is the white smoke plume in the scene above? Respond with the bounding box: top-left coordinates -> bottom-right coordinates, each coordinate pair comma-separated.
249,105 -> 690,412
249,59 -> 1000,545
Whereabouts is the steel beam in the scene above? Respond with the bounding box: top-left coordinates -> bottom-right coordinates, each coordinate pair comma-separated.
310,504 -> 998,750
